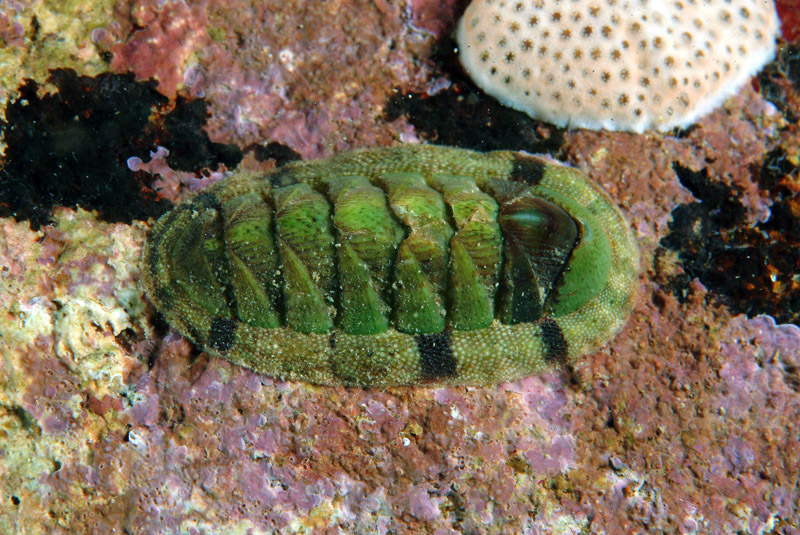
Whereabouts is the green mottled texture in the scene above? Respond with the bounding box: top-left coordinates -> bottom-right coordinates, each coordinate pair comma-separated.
172,207 -> 230,318
222,193 -> 282,329
540,192 -> 612,316
431,174 -> 501,330
337,243 -> 390,334
379,173 -> 452,334
142,145 -> 640,387
273,184 -> 336,333
326,175 -> 404,334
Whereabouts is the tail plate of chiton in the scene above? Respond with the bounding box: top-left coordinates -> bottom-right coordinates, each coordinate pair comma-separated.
141,145 -> 639,387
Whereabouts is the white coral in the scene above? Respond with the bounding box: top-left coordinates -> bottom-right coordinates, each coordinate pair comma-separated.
457,0 -> 780,132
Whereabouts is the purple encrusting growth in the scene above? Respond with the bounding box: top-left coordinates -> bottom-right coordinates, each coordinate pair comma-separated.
714,314 -> 800,529
719,316 -> 800,419
97,351 -> 580,532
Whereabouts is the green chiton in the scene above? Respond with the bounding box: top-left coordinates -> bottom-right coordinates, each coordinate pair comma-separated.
142,145 -> 639,387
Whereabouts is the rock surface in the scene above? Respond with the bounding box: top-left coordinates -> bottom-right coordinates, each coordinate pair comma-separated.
0,0 -> 798,533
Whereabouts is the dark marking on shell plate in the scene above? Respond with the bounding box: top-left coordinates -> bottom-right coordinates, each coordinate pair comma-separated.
269,167 -> 299,188
186,324 -> 203,347
416,331 -> 458,379
497,196 -> 579,323
191,191 -> 224,212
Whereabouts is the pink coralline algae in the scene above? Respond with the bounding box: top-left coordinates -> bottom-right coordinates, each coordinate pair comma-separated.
97,0 -> 444,159
718,315 -> 800,421
110,0 -> 210,99
406,0 -> 462,37
0,13 -> 25,48
776,0 -> 800,42
405,485 -> 444,522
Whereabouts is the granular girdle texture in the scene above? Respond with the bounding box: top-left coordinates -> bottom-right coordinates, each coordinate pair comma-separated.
142,145 -> 639,386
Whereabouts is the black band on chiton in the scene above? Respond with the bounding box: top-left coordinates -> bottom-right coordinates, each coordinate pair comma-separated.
269,167 -> 299,188
416,331 -> 458,379
539,317 -> 569,365
328,331 -> 338,350
509,155 -> 546,185
208,317 -> 238,354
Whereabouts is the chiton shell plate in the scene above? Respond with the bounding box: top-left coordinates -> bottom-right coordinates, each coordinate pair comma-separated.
142,145 -> 639,387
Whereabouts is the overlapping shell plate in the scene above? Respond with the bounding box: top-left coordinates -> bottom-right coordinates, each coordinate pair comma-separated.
142,145 -> 639,387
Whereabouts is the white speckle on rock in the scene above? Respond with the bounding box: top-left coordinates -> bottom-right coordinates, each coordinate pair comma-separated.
278,48 -> 297,72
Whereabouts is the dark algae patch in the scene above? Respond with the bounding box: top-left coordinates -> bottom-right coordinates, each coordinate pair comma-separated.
385,37 -> 564,154
758,43 -> 800,122
159,97 -> 242,172
243,141 -> 302,167
661,154 -> 800,326
385,88 -> 564,154
0,68 -> 242,230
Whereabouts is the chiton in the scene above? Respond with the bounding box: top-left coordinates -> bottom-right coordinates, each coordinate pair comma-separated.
142,145 -> 639,387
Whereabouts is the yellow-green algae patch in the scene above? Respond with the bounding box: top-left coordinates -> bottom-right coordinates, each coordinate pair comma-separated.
1,207 -> 149,393
0,207 -> 155,531
0,0 -> 117,109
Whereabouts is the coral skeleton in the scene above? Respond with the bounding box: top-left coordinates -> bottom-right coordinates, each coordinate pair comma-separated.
457,0 -> 780,132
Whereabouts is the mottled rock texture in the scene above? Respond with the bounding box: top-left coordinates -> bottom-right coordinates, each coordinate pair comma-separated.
0,0 -> 799,534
